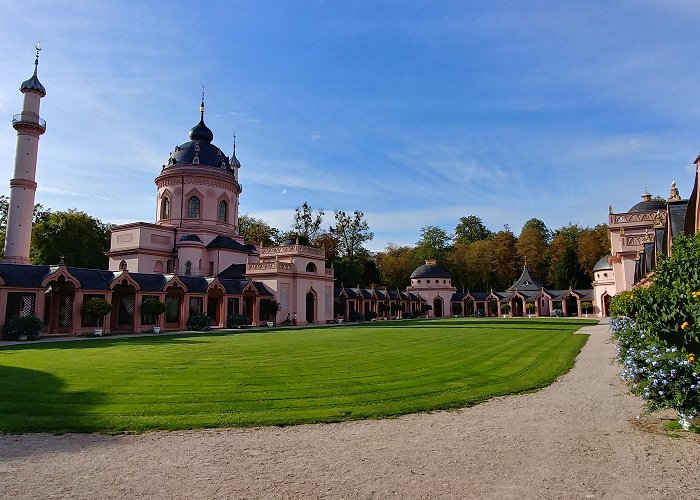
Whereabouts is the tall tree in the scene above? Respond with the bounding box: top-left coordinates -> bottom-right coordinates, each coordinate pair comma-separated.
554,245 -> 588,289
330,210 -> 373,287
238,215 -> 281,246
454,215 -> 491,245
516,218 -> 550,284
577,224 -> 610,278
414,225 -> 452,265
332,210 -> 373,265
292,202 -> 325,243
548,224 -> 581,286
376,244 -> 416,289
490,229 -> 521,290
31,209 -> 112,269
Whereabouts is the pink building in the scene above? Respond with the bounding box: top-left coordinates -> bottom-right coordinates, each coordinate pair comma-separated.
0,57 -> 334,336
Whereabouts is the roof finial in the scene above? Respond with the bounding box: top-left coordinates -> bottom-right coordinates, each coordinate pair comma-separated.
233,131 -> 236,154
200,87 -> 205,121
34,41 -> 41,75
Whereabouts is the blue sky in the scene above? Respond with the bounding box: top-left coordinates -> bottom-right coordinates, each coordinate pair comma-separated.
1,1 -> 699,252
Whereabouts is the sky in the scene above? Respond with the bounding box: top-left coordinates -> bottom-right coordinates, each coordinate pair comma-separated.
1,0 -> 699,252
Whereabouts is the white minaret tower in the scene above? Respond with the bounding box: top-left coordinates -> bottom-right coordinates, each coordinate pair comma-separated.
3,43 -> 46,264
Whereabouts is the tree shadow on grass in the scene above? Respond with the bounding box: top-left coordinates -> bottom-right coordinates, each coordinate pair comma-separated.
0,365 -> 107,441
0,335 -> 208,352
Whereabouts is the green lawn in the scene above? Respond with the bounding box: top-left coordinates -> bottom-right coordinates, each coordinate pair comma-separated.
0,318 -> 593,433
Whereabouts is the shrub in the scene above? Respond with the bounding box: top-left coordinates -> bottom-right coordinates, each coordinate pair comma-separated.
452,302 -> 462,315
402,311 -> 413,319
580,301 -> 593,314
3,315 -> 42,340
500,303 -> 511,314
609,289 -> 639,319
227,313 -> 249,328
364,310 -> 378,321
611,317 -> 700,425
610,233 -> 700,426
550,309 -> 564,317
525,303 -> 536,314
186,313 -> 211,331
349,310 -> 363,322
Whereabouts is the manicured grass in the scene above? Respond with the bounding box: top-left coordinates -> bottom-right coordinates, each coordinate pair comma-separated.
0,318 -> 593,433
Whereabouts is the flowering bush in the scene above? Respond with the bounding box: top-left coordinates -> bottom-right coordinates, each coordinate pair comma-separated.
610,233 -> 700,430
611,317 -> 699,425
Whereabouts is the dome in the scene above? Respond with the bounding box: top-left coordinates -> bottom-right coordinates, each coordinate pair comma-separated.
410,260 -> 451,279
629,190 -> 665,213
21,48 -> 45,97
179,234 -> 202,243
189,119 -> 213,142
230,151 -> 241,168
164,99 -> 234,174
167,140 -> 232,172
20,73 -> 45,97
592,255 -> 612,272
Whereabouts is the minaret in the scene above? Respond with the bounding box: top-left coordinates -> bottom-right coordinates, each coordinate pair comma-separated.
3,43 -> 46,264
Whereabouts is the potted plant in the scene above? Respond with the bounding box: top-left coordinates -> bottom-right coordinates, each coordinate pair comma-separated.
378,303 -> 390,319
500,303 -> 511,318
80,297 -> 112,336
525,302 -> 535,318
581,301 -> 593,318
141,298 -> 167,333
260,299 -> 280,327
466,298 -> 475,317
452,302 -> 462,317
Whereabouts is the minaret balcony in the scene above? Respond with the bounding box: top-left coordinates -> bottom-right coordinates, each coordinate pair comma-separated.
12,113 -> 46,132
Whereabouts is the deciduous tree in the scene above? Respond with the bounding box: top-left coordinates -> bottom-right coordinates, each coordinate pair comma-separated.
454,215 -> 491,245
31,209 -> 112,269
238,215 -> 281,246
292,202 -> 325,242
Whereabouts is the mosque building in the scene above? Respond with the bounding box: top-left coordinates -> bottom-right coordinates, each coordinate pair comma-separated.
0,51 -> 334,335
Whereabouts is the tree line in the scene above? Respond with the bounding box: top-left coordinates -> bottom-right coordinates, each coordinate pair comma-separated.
240,204 -> 610,291
0,195 -> 609,291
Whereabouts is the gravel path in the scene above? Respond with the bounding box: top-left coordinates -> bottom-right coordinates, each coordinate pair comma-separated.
1,320 -> 699,499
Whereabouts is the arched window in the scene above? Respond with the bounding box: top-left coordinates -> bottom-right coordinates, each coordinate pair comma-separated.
218,200 -> 227,222
305,262 -> 317,273
154,261 -> 164,273
187,196 -> 200,218
161,197 -> 170,220
185,261 -> 192,276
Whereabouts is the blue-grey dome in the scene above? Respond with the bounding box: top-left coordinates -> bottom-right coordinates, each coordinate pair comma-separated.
592,255 -> 612,272
410,261 -> 451,279
630,190 -> 665,213
20,72 -> 45,97
167,139 -> 232,172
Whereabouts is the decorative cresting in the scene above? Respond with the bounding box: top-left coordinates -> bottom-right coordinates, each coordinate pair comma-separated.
611,211 -> 667,225
259,245 -> 325,257
4,43 -> 47,264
